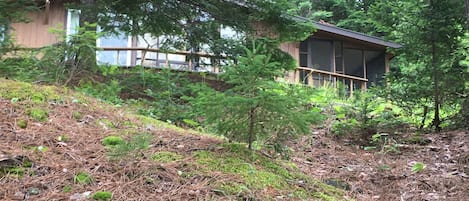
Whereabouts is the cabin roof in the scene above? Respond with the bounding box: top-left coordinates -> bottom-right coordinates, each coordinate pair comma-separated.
289,15 -> 402,49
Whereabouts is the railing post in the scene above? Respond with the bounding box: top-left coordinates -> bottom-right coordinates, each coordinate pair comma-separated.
295,69 -> 300,83
141,50 -> 147,66
165,52 -> 169,67
307,70 -> 313,86
116,50 -> 120,66
350,80 -> 354,96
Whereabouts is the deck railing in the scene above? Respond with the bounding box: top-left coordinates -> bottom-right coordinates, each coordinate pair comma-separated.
97,47 -> 368,94
98,47 -> 228,73
294,67 -> 368,94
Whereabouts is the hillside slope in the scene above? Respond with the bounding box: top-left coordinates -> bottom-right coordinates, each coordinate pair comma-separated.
0,79 -> 346,201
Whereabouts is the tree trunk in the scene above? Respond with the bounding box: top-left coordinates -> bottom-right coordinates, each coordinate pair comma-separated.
429,0 -> 441,132
466,0 -> 469,29
248,107 -> 255,150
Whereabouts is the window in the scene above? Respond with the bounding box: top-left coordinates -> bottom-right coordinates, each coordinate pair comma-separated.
66,9 -> 80,41
96,28 -> 132,66
0,24 -> 7,43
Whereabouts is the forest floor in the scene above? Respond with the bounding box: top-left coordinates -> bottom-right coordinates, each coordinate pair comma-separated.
0,79 -> 467,200
289,129 -> 469,201
0,79 -> 345,201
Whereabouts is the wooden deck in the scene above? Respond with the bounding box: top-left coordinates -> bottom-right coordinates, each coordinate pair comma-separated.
98,47 -> 368,93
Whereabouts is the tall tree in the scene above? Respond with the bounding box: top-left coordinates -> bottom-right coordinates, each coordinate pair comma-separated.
80,0 -> 312,53
385,0 -> 466,130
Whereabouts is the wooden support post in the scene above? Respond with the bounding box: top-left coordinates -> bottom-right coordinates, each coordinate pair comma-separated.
116,50 -> 120,65
141,50 -> 147,66
362,49 -> 367,91
165,52 -> 169,67
295,69 -> 300,83
307,71 -> 313,86
350,80 -> 354,96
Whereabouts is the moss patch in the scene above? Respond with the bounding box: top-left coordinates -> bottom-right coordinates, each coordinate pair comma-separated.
0,79 -> 62,103
192,143 -> 345,199
102,136 -> 125,147
151,151 -> 183,163
27,107 -> 49,122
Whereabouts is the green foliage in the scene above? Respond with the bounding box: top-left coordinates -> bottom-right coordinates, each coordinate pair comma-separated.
27,108 -> 49,122
0,0 -> 37,57
38,23 -> 99,85
331,91 -> 407,139
107,133 -> 153,160
134,68 -> 192,124
192,143 -> 344,199
0,56 -> 42,81
411,162 -> 426,173
83,0 -> 312,53
0,79 -> 62,103
191,40 -> 320,150
101,136 -> 125,147
92,191 -> 112,201
151,151 -> 183,163
72,111 -> 82,120
74,172 -> 93,184
76,80 -> 123,105
17,119 -> 28,129
384,0 -> 466,131
62,185 -> 72,193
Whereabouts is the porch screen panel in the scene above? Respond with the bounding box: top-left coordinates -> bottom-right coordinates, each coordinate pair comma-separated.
334,41 -> 343,73
310,40 -> 332,71
365,51 -> 385,85
343,48 -> 363,77
299,41 -> 308,67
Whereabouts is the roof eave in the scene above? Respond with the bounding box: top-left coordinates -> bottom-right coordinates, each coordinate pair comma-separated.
312,22 -> 402,49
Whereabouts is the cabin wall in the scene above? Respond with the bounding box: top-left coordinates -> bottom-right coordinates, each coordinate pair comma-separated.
10,2 -> 66,48
279,42 -> 300,83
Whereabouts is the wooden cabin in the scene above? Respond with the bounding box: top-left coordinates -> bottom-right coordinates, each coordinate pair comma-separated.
280,21 -> 401,92
8,0 -> 78,48
6,1 -> 401,92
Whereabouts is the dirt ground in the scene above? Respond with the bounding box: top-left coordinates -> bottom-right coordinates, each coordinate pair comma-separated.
290,129 -> 469,201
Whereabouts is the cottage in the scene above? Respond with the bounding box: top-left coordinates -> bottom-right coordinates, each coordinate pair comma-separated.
6,0 -> 401,93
